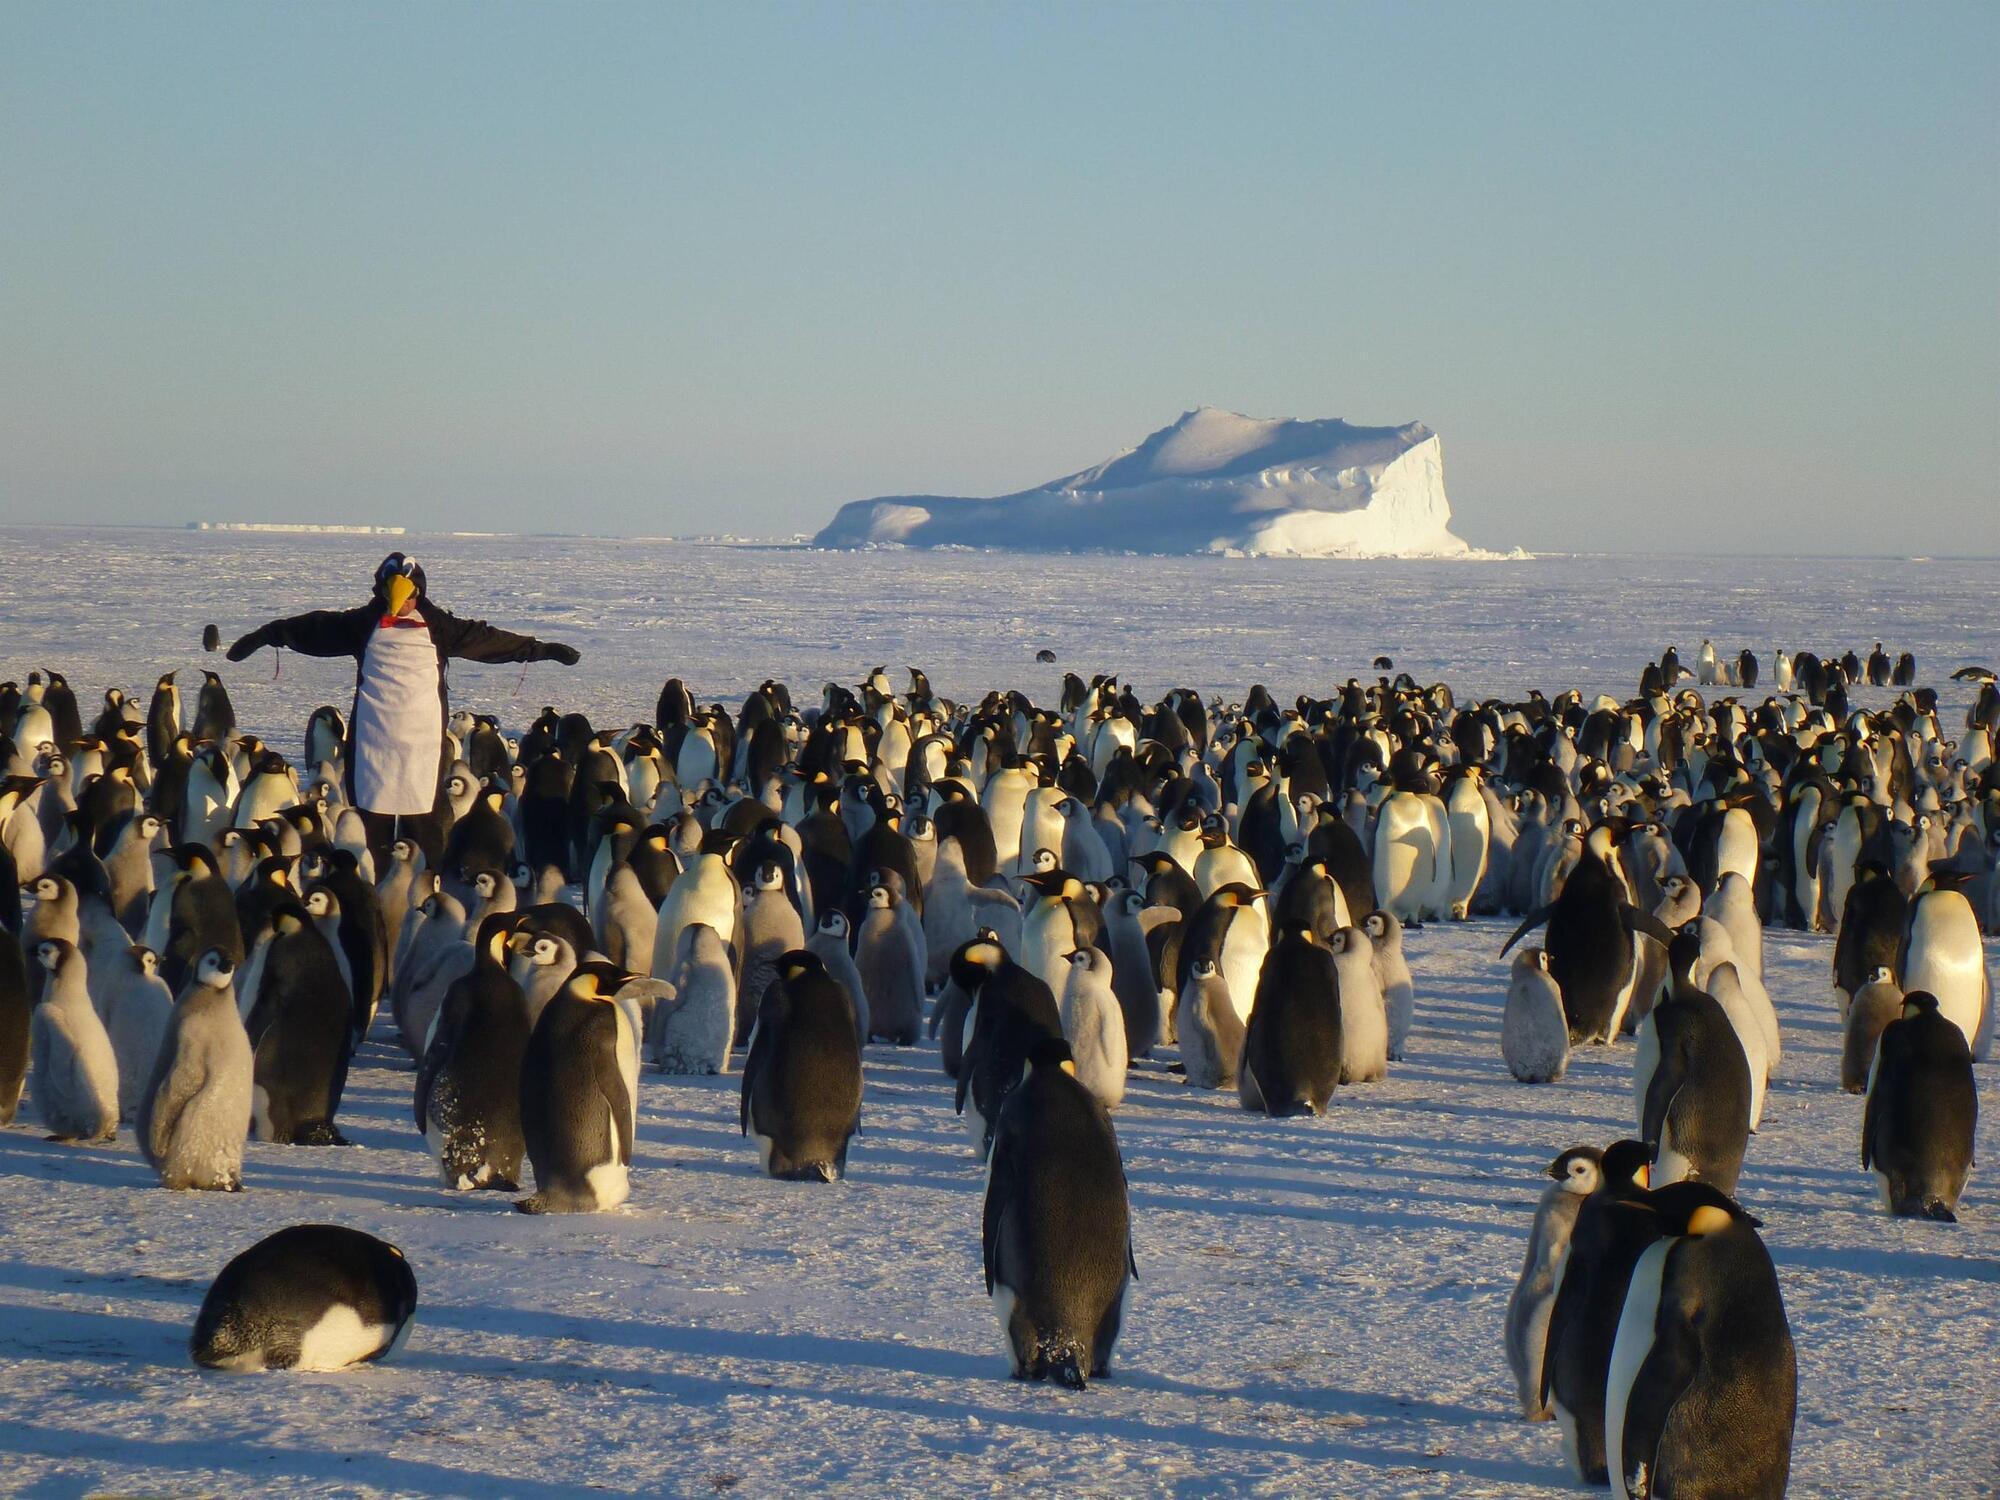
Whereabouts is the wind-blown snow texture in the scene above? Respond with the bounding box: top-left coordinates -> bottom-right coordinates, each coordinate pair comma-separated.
813,408 -> 1474,556
1,527 -> 1996,1497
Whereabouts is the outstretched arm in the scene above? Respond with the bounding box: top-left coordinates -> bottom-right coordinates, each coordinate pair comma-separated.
430,609 -> 579,666
227,607 -> 371,661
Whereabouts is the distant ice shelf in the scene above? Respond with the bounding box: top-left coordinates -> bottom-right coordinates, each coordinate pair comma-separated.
190,521 -> 408,535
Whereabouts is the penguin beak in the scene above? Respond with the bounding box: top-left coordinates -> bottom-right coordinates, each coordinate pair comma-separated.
384,573 -> 418,616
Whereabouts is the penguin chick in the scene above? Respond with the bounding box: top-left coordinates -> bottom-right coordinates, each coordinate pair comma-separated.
29,938 -> 118,1141
1505,1145 -> 1603,1419
1503,948 -> 1571,1084
1058,948 -> 1126,1110
137,947 -> 252,1190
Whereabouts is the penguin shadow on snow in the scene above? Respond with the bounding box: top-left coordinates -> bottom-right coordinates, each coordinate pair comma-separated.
409,1303 -> 1542,1485
0,1131 -> 156,1191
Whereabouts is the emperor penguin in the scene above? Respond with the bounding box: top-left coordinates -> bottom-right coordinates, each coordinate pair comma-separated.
1503,947 -> 1571,1083
982,1036 -> 1134,1388
508,926 -> 580,1031
29,939 -> 119,1141
104,811 -> 163,936
517,959 -> 640,1214
1605,1183 -> 1796,1500
374,837 -> 426,976
853,880 -> 925,1045
1175,956 -> 1244,1091
599,863 -> 660,976
1373,779 -> 1442,924
735,860 -> 807,1039
1841,966 -> 1903,1093
1442,768 -> 1490,919
1102,888 -> 1164,1058
955,942 -> 1064,1159
1862,992 -> 1978,1220
179,744 -> 239,849
245,904 -> 354,1145
1896,873 -> 1989,1057
1505,1145 -> 1603,1419
1635,933 -> 1752,1194
1182,883 -> 1268,1028
0,928 -> 28,1124
653,922 -> 735,1075
1058,948 -> 1126,1110
1327,925 -> 1389,1084
806,908 -> 871,1044
191,1225 -> 417,1373
1361,908 -> 1415,1059
24,873 -> 80,1002
1238,926 -> 1342,1116
102,945 -> 174,1120
137,947 -> 253,1191
1542,1139 -> 1659,1485
233,751 -> 296,831
739,951 -> 864,1181
415,914 -> 531,1191
650,852 -> 739,984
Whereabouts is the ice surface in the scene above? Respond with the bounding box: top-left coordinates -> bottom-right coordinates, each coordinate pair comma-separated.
0,526 -> 1995,1496
812,408 -> 1475,557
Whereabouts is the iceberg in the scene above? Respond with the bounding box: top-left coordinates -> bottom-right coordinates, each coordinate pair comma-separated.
812,407 -> 1473,557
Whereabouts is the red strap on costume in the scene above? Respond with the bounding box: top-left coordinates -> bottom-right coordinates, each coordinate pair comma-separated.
378,615 -> 428,628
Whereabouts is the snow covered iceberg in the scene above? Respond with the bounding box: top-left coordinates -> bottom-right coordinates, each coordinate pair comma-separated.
812,407 -> 1473,557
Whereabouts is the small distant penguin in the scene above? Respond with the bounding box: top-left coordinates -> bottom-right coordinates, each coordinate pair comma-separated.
1503,948 -> 1571,1084
739,951 -> 864,1181
1327,925 -> 1388,1084
806,908 -> 871,1043
0,929 -> 28,1123
1605,1184 -> 1796,1500
654,922 -> 735,1075
415,915 -> 530,1191
102,945 -> 175,1120
1175,957 -> 1244,1091
1239,927 -> 1342,1117
191,1225 -> 417,1372
191,669 -> 236,745
853,881 -> 925,1045
1361,908 -> 1414,1059
517,959 -> 639,1214
29,939 -> 118,1142
1841,967 -> 1903,1093
1505,1145 -> 1603,1419
1058,948 -> 1127,1110
982,1037 -> 1134,1389
137,947 -> 253,1191
1862,992 -> 1978,1220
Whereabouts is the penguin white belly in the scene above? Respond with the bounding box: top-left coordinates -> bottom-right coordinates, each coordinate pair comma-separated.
990,1283 -> 1024,1374
1444,799 -> 1488,919
1902,900 -> 1985,1050
350,623 -> 443,817
294,1303 -> 395,1372
1605,1240 -> 1673,1500
1218,925 -> 1265,1028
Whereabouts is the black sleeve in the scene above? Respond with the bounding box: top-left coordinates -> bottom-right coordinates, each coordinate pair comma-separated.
252,607 -> 374,658
429,608 -> 561,665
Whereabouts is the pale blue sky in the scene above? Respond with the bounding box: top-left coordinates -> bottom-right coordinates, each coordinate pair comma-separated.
3,2 -> 1994,552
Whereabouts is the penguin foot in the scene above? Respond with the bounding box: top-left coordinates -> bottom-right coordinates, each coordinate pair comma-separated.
514,1195 -> 548,1215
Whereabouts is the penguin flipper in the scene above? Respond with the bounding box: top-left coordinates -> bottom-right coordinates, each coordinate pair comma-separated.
1539,1256 -> 1586,1412
1620,906 -> 1676,945
1499,905 -> 1554,958
981,1132 -> 1014,1295
1641,1029 -> 1689,1156
1619,1315 -> 1699,1498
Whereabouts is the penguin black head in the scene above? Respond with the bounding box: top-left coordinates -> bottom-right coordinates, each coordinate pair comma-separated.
560,959 -> 632,1003
1026,1036 -> 1075,1072
1647,1181 -> 1760,1235
949,935 -> 1006,987
1899,990 -> 1943,1020
1599,1139 -> 1653,1194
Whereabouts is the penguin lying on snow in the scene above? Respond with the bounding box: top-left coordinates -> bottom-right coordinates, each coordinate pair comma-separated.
192,1225 -> 417,1372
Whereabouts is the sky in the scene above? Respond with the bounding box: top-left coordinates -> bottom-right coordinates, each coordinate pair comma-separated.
2,2 -> 1995,554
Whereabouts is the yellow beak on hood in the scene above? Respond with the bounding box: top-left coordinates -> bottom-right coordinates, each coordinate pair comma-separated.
384,573 -> 418,616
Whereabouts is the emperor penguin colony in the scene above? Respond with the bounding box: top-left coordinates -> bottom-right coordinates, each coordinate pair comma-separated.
0,564 -> 1995,1495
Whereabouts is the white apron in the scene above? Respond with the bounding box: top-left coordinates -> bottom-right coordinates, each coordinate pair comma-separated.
351,615 -> 444,816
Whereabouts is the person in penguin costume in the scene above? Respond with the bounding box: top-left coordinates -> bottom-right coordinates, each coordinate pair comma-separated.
1604,1182 -> 1796,1500
225,553 -> 579,866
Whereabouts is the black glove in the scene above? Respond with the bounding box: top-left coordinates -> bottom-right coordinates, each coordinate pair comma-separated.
226,628 -> 267,662
542,642 -> 580,667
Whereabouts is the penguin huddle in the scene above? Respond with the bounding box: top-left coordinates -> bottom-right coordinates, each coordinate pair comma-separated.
0,633 -> 1990,1421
